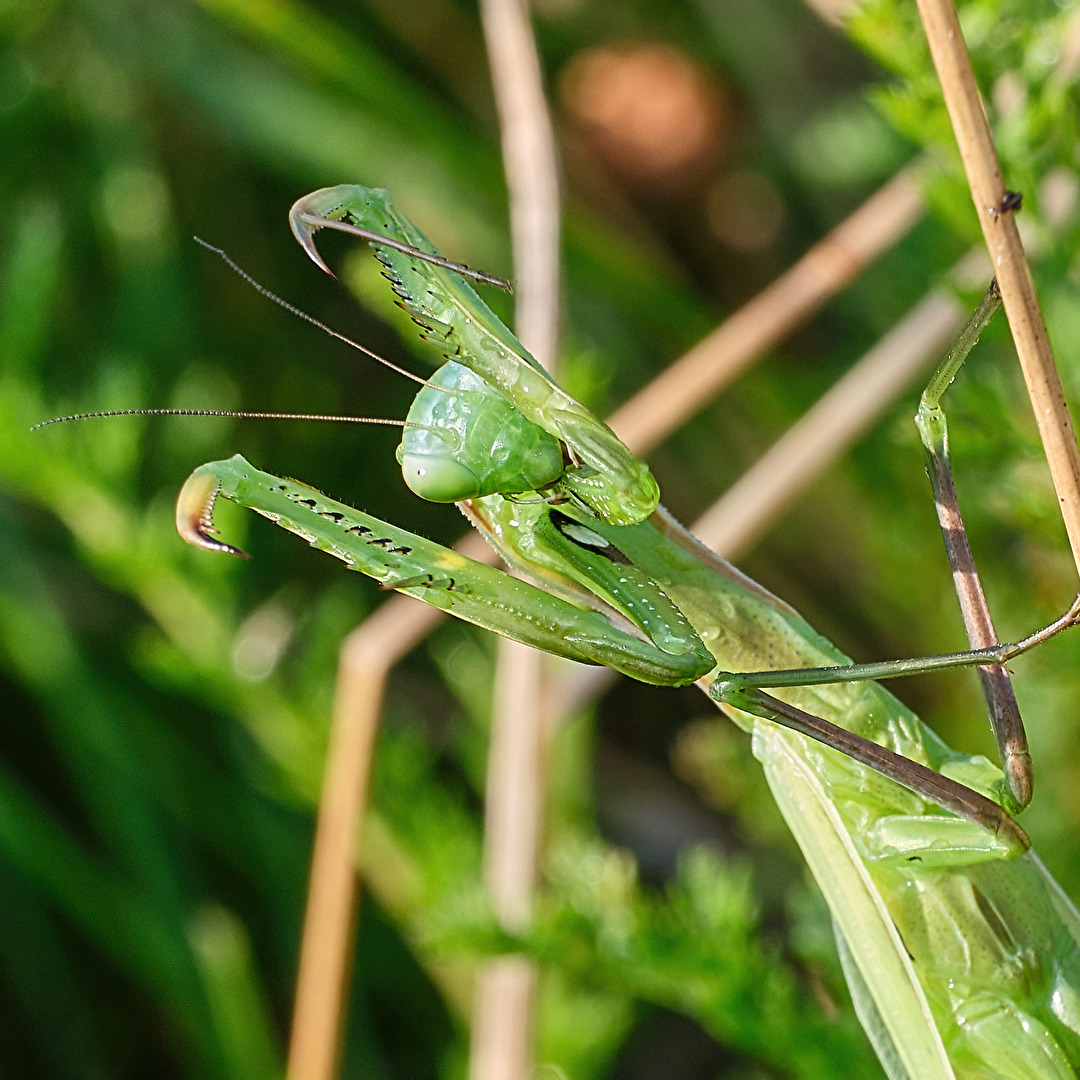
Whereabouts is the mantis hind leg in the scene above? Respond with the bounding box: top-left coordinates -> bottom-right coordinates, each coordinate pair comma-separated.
710,595 -> 1080,857
711,678 -> 1031,860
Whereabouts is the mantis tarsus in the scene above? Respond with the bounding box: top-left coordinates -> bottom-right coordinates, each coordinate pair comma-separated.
163,185 -> 1080,1077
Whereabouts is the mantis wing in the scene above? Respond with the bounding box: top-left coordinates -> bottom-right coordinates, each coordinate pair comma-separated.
754,722 -> 953,1080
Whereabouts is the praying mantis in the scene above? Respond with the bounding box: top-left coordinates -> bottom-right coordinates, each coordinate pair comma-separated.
175,185 -> 1080,1079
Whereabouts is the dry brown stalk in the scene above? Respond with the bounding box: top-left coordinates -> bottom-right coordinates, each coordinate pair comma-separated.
285,604 -> 411,1080
693,286 -> 966,557
607,166 -> 925,454
469,959 -> 540,1080
471,0 -> 562,1076
480,0 -> 561,370
286,531 -> 494,1080
914,0 -> 1080,578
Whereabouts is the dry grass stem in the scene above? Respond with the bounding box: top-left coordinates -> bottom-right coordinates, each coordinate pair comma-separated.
469,639 -> 546,1080
480,0 -> 561,371
608,166 -> 925,454
469,958 -> 539,1080
693,287 -> 966,558
915,0 -> 1080,578
472,1 -> 562,1077
286,639 -> 388,1080
286,531 -> 494,1079
484,638 -> 547,930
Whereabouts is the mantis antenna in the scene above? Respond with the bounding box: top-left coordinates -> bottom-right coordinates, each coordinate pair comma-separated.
32,409 -> 413,431
31,239 -> 469,431
193,238 -> 451,391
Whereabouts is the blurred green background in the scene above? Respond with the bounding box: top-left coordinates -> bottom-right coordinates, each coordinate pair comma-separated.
3,0 -> 1080,1076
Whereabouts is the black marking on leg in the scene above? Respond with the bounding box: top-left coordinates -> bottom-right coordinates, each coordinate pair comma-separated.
380,570 -> 446,591
550,510 -> 633,565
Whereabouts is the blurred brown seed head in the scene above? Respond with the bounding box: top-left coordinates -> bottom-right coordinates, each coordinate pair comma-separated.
559,43 -> 728,191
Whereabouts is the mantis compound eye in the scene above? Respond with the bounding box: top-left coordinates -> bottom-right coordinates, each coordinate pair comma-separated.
399,453 -> 482,503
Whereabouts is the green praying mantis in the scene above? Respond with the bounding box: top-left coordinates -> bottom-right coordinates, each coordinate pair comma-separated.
156,185 -> 1080,1077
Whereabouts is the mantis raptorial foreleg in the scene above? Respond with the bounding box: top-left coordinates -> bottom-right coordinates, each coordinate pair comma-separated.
289,186 -> 661,526
176,455 -> 715,686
